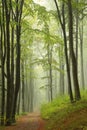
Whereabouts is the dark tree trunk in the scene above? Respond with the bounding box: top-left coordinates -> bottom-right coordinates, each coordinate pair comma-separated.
1,38 -> 5,126
0,0 -> 6,125
1,27 -> 5,126
75,0 -> 79,73
4,0 -> 12,125
10,14 -> 15,120
17,90 -> 21,115
12,26 -> 21,122
54,0 -> 73,102
68,0 -> 81,100
12,0 -> 24,122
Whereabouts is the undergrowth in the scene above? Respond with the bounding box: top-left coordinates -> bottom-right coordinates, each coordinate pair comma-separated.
41,90 -> 87,130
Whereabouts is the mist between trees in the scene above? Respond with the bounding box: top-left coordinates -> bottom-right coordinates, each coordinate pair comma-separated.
0,0 -> 87,126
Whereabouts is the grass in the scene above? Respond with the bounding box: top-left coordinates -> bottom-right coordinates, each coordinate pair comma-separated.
41,90 -> 87,130
41,95 -> 70,119
0,126 -> 5,130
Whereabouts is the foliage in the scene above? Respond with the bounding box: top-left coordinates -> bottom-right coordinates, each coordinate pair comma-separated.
41,95 -> 69,119
0,0 -> 87,127
0,126 -> 5,130
41,91 -> 87,130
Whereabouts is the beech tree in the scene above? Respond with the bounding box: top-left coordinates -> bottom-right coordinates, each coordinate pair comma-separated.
0,0 -> 24,125
0,0 -> 6,125
67,0 -> 81,100
0,0 -> 87,127
54,0 -> 74,101
12,0 -> 24,123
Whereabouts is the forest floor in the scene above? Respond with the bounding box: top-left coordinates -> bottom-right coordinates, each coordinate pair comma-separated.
0,113 -> 45,130
0,109 -> 87,130
46,108 -> 87,130
41,93 -> 87,130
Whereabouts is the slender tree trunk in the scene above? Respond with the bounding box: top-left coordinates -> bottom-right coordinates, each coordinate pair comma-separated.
10,14 -> 15,119
1,27 -> 5,126
75,0 -> 79,73
12,26 -> 21,122
4,0 -> 12,125
68,0 -> 81,100
17,90 -> 21,115
47,43 -> 53,101
79,19 -> 85,89
54,70 -> 57,97
12,0 -> 24,122
0,1 -> 6,125
49,47 -> 53,101
47,71 -> 50,102
54,0 -> 73,102
21,61 -> 25,113
29,54 -> 34,112
63,27 -> 73,102
59,46 -> 64,95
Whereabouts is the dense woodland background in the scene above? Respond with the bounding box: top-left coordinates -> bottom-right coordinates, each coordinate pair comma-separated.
0,0 -> 87,127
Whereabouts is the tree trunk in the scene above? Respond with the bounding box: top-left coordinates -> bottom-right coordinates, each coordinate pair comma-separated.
47,43 -> 53,101
22,61 -> 25,113
59,45 -> 64,95
17,90 -> 21,115
54,0 -> 73,102
29,54 -> 34,112
4,0 -> 12,125
0,1 -> 6,125
75,0 -> 79,73
12,0 -> 24,122
79,19 -> 85,89
12,26 -> 21,122
68,0 -> 81,100
10,14 -> 15,120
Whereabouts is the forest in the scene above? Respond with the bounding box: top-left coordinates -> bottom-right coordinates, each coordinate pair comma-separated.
0,0 -> 87,130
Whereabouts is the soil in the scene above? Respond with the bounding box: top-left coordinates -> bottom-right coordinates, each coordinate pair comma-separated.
1,109 -> 87,130
3,113 -> 45,130
51,108 -> 87,130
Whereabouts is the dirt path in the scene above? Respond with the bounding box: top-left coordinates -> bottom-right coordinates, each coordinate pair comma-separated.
3,113 -> 45,130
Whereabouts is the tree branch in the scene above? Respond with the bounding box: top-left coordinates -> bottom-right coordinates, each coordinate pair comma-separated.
54,0 -> 63,28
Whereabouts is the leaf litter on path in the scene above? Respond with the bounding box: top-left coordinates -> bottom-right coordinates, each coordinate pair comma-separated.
2,113 -> 45,130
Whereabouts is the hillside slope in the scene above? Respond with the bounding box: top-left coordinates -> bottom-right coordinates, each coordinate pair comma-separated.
41,93 -> 87,130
